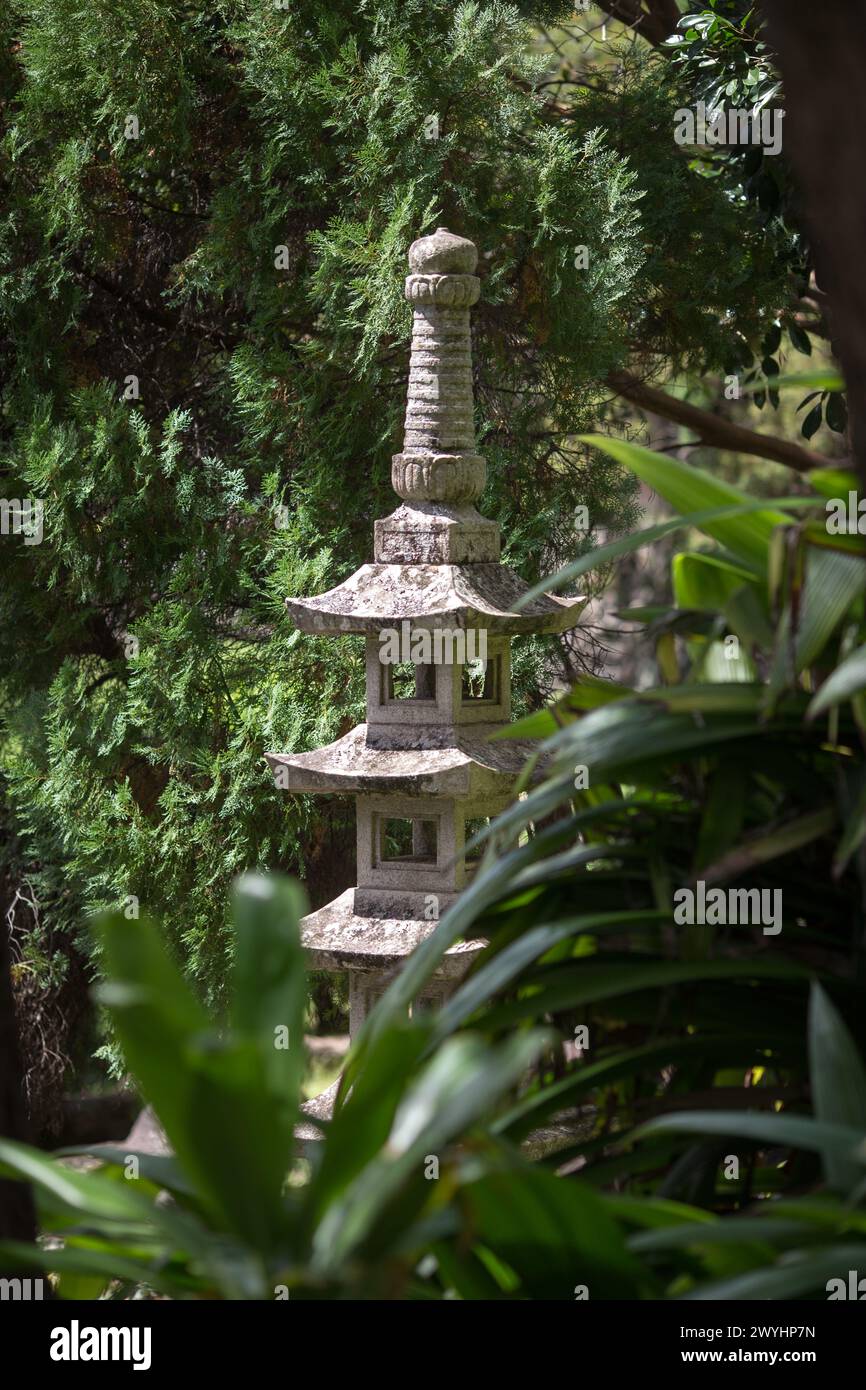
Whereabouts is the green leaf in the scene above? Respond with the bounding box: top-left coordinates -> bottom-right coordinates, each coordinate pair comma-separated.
93,906 -> 291,1247
483,958 -> 810,1029
634,1111 -> 865,1176
308,1019 -> 431,1219
628,1216 -> 820,1254
497,1032 -> 791,1139
0,1239 -> 187,1299
463,1165 -> 646,1299
808,983 -> 866,1191
802,402 -> 823,439
834,776 -> 866,878
768,547 -> 866,700
680,1244 -> 866,1300
694,761 -> 747,871
0,1138 -> 163,1227
516,493 -> 816,608
577,435 -> 791,573
808,468 -> 858,500
672,551 -> 758,612
313,1032 -> 549,1274
826,393 -> 848,434
431,911 -> 666,1043
739,370 -> 843,393
700,807 -> 836,884
230,872 -> 307,1117
808,643 -> 866,717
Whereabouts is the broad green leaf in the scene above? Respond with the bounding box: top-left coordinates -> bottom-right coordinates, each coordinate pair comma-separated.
0,1239 -> 188,1298
770,548 -> 866,696
634,1111 -> 865,1174
628,1216 -> 818,1253
430,910 -> 667,1043
230,872 -> 307,1117
517,494 -> 817,607
808,642 -> 866,717
673,551 -> 758,612
0,1138 -> 164,1226
694,761 -> 747,871
308,1020 -> 431,1219
681,1244 -> 866,1301
740,370 -> 845,394
314,1032 -> 548,1273
94,908 -> 290,1246
578,434 -> 791,572
57,1147 -> 198,1200
700,807 -> 836,883
496,1032 -> 790,1138
483,959 -> 810,1029
834,776 -> 866,877
808,983 -> 866,1191
809,467 -> 859,500
463,1166 -> 646,1299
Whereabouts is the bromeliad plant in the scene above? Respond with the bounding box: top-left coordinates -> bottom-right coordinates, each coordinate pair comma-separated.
342,433 -> 866,1295
0,874 -> 648,1300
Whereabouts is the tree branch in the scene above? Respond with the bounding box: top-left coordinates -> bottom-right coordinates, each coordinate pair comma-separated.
607,370 -> 831,473
598,0 -> 681,47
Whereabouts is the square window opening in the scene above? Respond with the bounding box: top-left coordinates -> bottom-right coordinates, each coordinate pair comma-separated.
377,816 -> 438,865
382,661 -> 436,702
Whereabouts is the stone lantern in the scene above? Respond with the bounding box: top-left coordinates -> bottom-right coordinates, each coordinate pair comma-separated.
266,228 -> 584,1064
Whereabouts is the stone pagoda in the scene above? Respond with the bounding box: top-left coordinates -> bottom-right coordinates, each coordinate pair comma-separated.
266,227 -> 584,1047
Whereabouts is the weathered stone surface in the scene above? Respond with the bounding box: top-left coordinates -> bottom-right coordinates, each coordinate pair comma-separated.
300,888 -> 485,974
366,634 -> 512,728
286,560 -> 586,634
407,227 -> 478,276
392,452 -> 486,504
375,503 -> 500,564
264,722 -> 539,795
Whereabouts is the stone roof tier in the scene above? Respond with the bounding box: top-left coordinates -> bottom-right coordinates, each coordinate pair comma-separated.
301,888 -> 485,975
265,722 -> 541,796
285,561 -> 586,635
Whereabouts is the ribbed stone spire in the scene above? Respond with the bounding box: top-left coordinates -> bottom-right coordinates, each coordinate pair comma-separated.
392,227 -> 486,506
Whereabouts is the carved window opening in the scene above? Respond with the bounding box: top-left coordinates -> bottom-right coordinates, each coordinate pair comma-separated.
376,815 -> 438,865
381,661 -> 436,702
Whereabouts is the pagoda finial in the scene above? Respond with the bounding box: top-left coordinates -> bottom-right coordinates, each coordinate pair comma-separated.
392,227 -> 486,505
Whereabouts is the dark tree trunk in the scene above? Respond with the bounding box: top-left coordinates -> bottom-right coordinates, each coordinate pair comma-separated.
761,0 -> 866,487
